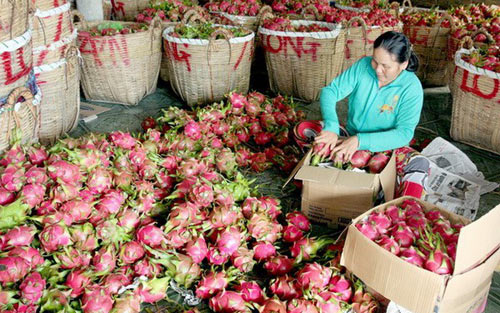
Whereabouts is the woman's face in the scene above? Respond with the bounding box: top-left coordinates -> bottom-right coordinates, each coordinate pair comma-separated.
371,47 -> 408,85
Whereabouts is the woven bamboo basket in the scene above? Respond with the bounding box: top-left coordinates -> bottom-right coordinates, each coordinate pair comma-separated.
450,48 -> 500,155
32,27 -> 77,67
0,29 -> 33,98
77,18 -> 162,105
0,0 -> 31,42
343,17 -> 403,71
287,5 -> 324,22
259,20 -> 345,102
34,0 -> 68,11
111,0 -> 150,21
0,83 -> 41,153
387,0 -> 412,18
34,46 -> 80,144
163,25 -> 255,106
402,8 -> 454,86
210,5 -> 273,32
447,30 -> 493,94
33,2 -> 74,48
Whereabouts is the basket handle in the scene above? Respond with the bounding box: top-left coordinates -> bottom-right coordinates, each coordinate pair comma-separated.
3,86 -> 36,146
207,28 -> 233,64
346,16 -> 369,57
259,11 -> 275,24
401,0 -> 413,10
256,5 -> 273,24
181,9 -> 206,25
389,2 -> 400,18
72,10 -> 88,29
6,86 -> 33,107
470,28 -> 495,44
301,4 -> 323,21
458,36 -> 474,50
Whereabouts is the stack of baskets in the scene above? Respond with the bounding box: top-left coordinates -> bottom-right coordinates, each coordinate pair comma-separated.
0,0 -> 41,153
449,40 -> 500,155
258,19 -> 346,102
77,16 -> 162,105
33,0 -> 80,144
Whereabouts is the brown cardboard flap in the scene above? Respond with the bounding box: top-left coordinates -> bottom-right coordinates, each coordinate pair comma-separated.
295,165 -> 340,184
454,204 -> 500,275
283,149 -> 311,188
379,153 -> 397,201
439,248 -> 500,313
341,224 -> 446,313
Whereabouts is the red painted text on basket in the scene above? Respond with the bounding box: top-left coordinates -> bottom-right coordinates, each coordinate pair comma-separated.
34,44 -> 67,67
345,30 -> 377,60
1,48 -> 31,85
455,67 -> 500,103
164,41 -> 192,72
261,35 -> 321,62
233,41 -> 252,71
0,21 -> 9,33
404,26 -> 430,46
79,36 -> 131,67
110,0 -> 126,17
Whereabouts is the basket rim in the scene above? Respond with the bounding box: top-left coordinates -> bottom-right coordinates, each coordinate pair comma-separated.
455,48 -> 500,80
162,24 -> 255,45
258,20 -> 342,38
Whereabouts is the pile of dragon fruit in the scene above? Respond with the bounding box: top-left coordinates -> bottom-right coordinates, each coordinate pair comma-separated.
260,16 -> 331,32
356,199 -> 464,275
204,0 -> 264,17
310,144 -> 391,174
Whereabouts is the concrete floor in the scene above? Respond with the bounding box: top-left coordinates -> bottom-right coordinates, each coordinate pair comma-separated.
70,78 -> 500,312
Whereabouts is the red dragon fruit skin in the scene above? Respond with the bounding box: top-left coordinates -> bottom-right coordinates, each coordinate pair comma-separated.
0,256 -> 30,284
0,165 -> 25,192
288,299 -> 319,313
39,224 -> 72,253
260,298 -> 287,313
355,222 -> 379,241
24,167 -> 48,185
103,273 -> 131,295
82,286 -> 114,313
286,211 -> 311,232
209,290 -> 248,313
350,150 -> 372,168
400,246 -> 425,268
19,272 -> 46,304
8,247 -> 44,269
270,275 -> 303,301
376,235 -> 401,255
217,227 -> 244,256
184,121 -> 202,141
329,274 -> 353,302
0,187 -> 15,205
109,131 -> 137,149
136,225 -> 165,247
253,242 -> 277,261
231,247 -> 256,273
235,281 -> 265,304
264,255 -> 294,276
120,241 -> 145,264
391,222 -> 416,248
425,249 -> 453,275
65,270 -> 92,298
2,226 -> 36,248
0,145 -> 25,166
282,225 -> 304,242
196,272 -> 229,299
133,258 -> 161,278
367,152 -> 390,174
296,263 -> 332,290
367,211 -> 391,234
207,247 -> 229,266
110,293 -> 141,313
385,205 -> 405,223
185,236 -> 208,263
92,246 -> 116,275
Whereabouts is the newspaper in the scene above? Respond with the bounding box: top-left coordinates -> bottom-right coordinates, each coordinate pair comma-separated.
420,137 -> 499,220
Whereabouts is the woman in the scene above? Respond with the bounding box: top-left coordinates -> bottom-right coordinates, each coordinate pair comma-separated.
316,31 -> 428,198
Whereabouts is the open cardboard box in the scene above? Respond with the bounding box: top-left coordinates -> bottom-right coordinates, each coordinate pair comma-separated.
341,196 -> 500,313
284,149 -> 396,228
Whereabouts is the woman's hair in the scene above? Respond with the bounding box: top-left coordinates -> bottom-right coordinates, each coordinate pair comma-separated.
373,31 -> 419,72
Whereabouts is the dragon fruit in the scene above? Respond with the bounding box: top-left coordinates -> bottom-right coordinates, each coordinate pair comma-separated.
116,209 -> 141,232
264,255 -> 294,276
253,242 -> 277,261
70,223 -> 98,252
286,211 -> 311,232
82,286 -> 114,313
39,224 -> 72,253
355,222 -> 379,241
47,160 -> 82,185
376,235 -> 400,255
385,205 -> 405,223
0,187 -> 15,205
96,190 -> 126,215
166,202 -> 204,231
290,237 -> 334,262
110,293 -> 141,313
367,211 -> 391,234
59,199 -> 93,224
24,167 -> 48,185
367,152 -> 390,174
288,299 -> 319,313
184,121 -> 202,140
1,165 -> 25,192
2,225 -> 36,248
350,150 -> 372,168
296,263 -> 332,290
165,227 -> 192,249
207,247 -> 230,266
109,131 -> 137,149
217,227 -> 244,256
133,258 -> 162,278
65,270 -> 92,297
92,245 -> 117,275
0,144 -> 25,166
50,182 -> 81,203
391,222 -> 416,248
235,281 -> 265,304
87,168 -> 112,194
329,274 -> 352,302
282,225 -> 304,242
196,271 -> 230,299
185,236 -> 208,263
120,241 -> 145,264
216,149 -> 238,177
210,290 -> 249,313
0,289 -> 16,307
270,275 -> 302,300
136,276 -> 170,303
0,256 -> 29,283
96,219 -> 131,245
316,297 -> 343,313
229,92 -> 249,115
103,273 -> 131,295
8,247 -> 44,269
19,272 -> 45,304
231,247 -> 256,273
254,132 -> 273,146
400,246 -> 425,268
425,248 -> 453,275
248,214 -> 282,243
169,254 -> 202,288
55,248 -> 91,269
260,299 -> 287,313
189,183 -> 214,208
425,209 -> 444,222
209,205 -> 242,228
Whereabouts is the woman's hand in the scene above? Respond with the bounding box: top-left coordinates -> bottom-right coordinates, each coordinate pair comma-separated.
331,135 -> 359,163
314,131 -> 339,158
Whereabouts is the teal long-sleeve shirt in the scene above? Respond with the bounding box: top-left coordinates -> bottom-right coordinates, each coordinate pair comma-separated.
320,56 -> 424,152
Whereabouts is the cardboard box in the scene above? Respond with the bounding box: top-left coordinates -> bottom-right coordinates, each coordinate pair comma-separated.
341,196 -> 500,313
284,149 -> 396,227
